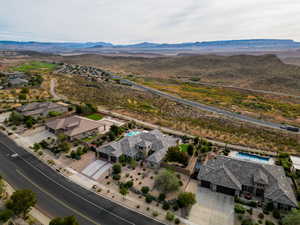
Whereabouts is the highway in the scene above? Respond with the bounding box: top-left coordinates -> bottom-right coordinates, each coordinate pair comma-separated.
0,132 -> 164,225
125,80 -> 299,133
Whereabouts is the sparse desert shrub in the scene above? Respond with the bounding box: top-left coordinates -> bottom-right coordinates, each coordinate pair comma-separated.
166,212 -> 175,221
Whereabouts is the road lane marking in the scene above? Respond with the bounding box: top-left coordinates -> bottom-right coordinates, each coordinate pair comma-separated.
0,140 -> 135,225
16,169 -> 100,225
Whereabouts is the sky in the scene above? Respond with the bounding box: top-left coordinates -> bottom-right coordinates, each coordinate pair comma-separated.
1,0 -> 300,44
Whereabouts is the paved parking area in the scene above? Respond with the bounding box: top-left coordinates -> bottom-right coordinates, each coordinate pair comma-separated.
189,186 -> 234,225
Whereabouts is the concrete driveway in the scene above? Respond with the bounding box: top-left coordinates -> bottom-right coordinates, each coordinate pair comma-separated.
189,186 -> 234,225
15,126 -> 56,148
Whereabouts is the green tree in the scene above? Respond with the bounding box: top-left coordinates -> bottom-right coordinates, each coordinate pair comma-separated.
49,216 -> 79,225
130,159 -> 137,169
6,189 -> 37,217
112,163 -> 122,174
0,209 -> 14,223
18,93 -> 27,100
282,209 -> 300,225
154,169 -> 180,193
20,88 -> 29,94
119,155 -> 126,164
165,146 -> 189,166
0,176 -> 5,198
177,192 -> 196,208
9,111 -> 24,125
141,186 -> 150,194
187,144 -> 194,156
58,142 -> 71,153
119,186 -> 129,199
24,116 -> 35,128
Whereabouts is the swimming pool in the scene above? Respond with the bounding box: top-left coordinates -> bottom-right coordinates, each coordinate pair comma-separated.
125,131 -> 141,137
234,152 -> 270,163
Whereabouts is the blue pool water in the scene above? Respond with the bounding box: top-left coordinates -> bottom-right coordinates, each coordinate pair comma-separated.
235,152 -> 270,163
125,131 -> 141,137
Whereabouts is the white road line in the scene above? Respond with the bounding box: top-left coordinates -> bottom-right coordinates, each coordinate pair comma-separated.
0,140 -> 135,225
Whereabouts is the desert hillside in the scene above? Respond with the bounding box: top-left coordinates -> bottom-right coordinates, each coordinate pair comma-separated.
55,54 -> 300,95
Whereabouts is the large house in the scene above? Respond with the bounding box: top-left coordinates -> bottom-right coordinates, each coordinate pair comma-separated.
97,130 -> 179,167
16,102 -> 68,118
198,156 -> 298,209
46,115 -> 109,140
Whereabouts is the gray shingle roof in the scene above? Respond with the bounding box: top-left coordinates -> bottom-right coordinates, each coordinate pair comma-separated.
97,130 -> 178,164
198,156 -> 298,208
17,102 -> 66,116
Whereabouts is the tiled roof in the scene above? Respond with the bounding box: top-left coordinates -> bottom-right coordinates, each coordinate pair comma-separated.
198,156 -> 298,208
17,102 -> 66,116
46,115 -> 104,137
97,130 -> 178,164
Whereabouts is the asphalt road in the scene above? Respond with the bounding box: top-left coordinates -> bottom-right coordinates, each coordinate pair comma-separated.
125,80 -> 299,133
0,132 -> 164,225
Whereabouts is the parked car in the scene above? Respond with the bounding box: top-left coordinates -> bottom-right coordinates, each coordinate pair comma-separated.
244,192 -> 252,200
280,125 -> 299,132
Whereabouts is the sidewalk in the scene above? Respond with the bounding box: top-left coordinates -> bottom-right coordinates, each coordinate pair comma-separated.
3,180 -> 51,225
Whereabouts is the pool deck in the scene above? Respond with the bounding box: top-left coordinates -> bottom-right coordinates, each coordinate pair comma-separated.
229,150 -> 275,165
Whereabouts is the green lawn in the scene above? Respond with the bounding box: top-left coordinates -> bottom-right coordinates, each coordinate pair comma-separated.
12,61 -> 58,73
85,113 -> 103,121
179,144 -> 189,152
82,134 -> 98,142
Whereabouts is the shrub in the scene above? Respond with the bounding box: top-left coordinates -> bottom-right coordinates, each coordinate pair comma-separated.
235,204 -> 246,214
158,193 -> 166,202
112,174 -> 121,180
187,144 -> 194,156
247,208 -> 253,215
0,209 -> 14,222
145,194 -> 153,203
162,202 -> 170,210
173,205 -> 179,211
141,186 -> 150,194
166,212 -> 175,221
112,163 -> 121,174
242,218 -> 254,225
177,192 -> 196,208
272,209 -> 280,219
174,218 -> 180,224
154,169 -> 180,193
258,213 -> 264,219
152,211 -> 159,217
265,221 -> 275,225
125,180 -> 133,188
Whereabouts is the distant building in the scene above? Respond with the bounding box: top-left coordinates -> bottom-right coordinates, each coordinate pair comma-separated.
8,77 -> 28,87
16,102 -> 68,118
97,129 -> 179,167
46,115 -> 107,140
198,156 -> 298,209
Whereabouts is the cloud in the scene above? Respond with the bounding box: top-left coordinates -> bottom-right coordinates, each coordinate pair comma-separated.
0,0 -> 299,43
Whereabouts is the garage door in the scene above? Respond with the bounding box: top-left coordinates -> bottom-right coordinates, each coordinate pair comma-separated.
216,185 -> 236,196
200,180 -> 211,188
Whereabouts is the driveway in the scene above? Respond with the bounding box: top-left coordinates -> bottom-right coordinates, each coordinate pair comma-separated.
15,126 -> 56,148
189,185 -> 234,225
81,159 -> 112,180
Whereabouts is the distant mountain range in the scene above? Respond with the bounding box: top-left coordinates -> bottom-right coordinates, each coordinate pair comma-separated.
0,39 -> 300,54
